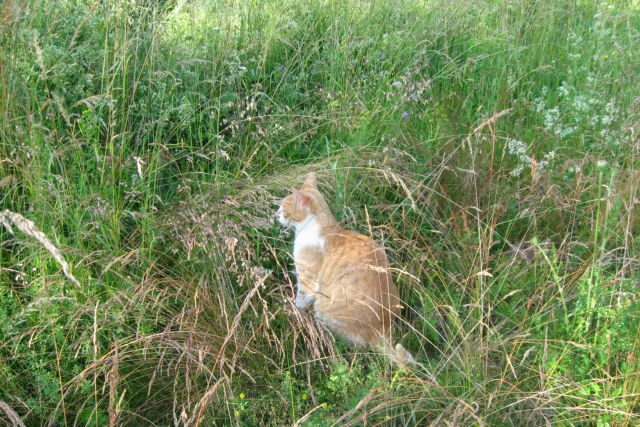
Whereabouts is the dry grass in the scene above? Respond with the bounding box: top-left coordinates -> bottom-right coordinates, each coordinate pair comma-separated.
0,210 -> 80,287
0,400 -> 27,427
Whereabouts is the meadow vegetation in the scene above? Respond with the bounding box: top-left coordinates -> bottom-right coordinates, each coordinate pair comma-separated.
0,0 -> 639,425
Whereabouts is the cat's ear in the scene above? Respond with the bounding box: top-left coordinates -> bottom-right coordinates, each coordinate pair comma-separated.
302,172 -> 317,190
292,189 -> 308,208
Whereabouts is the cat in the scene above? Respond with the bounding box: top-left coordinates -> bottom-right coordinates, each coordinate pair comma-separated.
278,173 -> 414,367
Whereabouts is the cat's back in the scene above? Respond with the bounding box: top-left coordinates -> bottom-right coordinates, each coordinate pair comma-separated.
319,227 -> 393,289
324,228 -> 386,264
315,226 -> 400,341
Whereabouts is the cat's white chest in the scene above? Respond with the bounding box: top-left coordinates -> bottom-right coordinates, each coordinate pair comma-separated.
293,216 -> 324,259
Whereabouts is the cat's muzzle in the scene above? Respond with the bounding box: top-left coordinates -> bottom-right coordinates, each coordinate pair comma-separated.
276,206 -> 292,228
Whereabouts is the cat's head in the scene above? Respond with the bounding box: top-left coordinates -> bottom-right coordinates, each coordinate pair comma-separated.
278,173 -> 329,228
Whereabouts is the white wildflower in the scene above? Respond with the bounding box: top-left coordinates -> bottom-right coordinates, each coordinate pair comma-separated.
555,125 -> 576,139
511,164 -> 525,178
507,138 -> 531,178
558,81 -> 571,97
604,101 -> 618,116
572,95 -> 589,113
544,107 -> 560,131
536,151 -> 556,177
533,97 -> 546,113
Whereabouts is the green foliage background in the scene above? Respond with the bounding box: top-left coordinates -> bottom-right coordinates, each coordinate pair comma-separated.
0,0 -> 638,425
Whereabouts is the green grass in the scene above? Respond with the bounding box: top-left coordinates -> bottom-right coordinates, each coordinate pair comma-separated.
1,0 -> 639,425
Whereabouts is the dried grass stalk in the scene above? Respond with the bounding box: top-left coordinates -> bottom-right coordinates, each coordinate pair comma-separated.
0,400 -> 26,427
0,209 -> 80,287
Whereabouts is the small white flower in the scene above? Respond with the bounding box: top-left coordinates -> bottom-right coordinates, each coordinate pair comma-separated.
572,96 -> 589,113
605,101 -> 618,115
555,125 -> 575,139
533,97 -> 546,113
511,164 -> 525,178
544,108 -> 560,131
558,81 -> 571,97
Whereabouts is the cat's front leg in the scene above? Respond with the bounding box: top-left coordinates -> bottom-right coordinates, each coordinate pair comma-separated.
294,283 -> 316,309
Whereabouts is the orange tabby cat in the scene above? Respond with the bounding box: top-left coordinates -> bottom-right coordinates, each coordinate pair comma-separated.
278,173 -> 414,367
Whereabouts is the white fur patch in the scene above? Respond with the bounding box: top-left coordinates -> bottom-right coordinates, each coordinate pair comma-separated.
293,214 -> 324,259
277,206 -> 290,227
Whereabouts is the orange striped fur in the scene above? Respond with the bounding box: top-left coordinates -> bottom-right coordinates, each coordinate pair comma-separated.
278,173 -> 414,367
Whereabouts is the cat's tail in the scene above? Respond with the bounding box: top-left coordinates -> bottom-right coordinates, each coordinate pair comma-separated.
382,341 -> 415,369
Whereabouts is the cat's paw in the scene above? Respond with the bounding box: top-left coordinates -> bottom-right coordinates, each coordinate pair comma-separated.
294,292 -> 315,309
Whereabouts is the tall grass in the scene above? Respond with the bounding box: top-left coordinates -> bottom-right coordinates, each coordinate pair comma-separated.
1,0 -> 638,425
